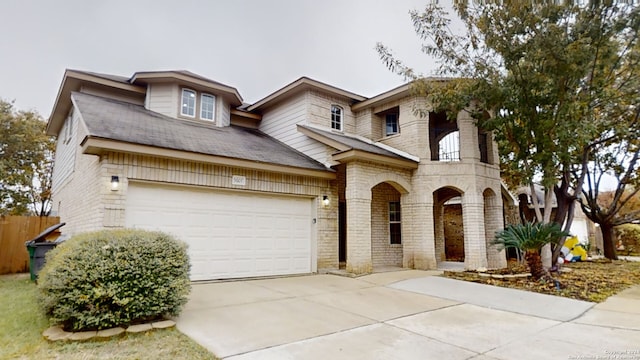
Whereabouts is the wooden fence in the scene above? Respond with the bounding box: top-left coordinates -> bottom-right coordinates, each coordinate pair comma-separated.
0,216 -> 61,274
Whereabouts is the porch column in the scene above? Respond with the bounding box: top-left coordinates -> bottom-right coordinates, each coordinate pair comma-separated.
485,189 -> 507,269
345,163 -> 372,274
462,192 -> 489,270
403,192 -> 437,270
433,199 -> 445,261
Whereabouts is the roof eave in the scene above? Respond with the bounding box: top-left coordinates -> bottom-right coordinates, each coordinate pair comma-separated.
81,136 -> 336,179
297,125 -> 350,151
351,84 -> 411,112
46,70 -> 146,136
331,149 -> 419,169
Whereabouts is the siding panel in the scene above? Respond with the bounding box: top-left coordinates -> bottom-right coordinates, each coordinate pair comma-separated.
260,91 -> 333,165
147,84 -> 178,117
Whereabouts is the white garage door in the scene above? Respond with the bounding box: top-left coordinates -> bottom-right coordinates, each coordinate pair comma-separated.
125,182 -> 314,281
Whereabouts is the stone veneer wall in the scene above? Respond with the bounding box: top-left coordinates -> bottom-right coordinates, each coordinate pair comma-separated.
371,182 -> 403,267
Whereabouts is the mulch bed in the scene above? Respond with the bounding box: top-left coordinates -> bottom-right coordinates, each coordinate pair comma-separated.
443,258 -> 640,302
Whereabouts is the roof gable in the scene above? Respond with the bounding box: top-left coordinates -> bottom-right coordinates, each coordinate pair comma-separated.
248,77 -> 367,112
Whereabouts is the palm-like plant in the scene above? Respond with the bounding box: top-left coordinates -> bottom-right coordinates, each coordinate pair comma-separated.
493,222 -> 569,281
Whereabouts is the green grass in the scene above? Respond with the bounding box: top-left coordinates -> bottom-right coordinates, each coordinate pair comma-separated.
0,274 -> 216,360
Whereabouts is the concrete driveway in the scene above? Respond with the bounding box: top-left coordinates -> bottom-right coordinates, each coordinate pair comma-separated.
176,271 -> 640,360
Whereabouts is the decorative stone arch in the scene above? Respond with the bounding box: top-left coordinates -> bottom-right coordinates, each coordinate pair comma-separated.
366,172 -> 412,194
365,172 -> 412,271
433,186 -> 465,263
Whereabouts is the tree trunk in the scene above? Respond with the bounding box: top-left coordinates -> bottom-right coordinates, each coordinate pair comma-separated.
601,224 -> 618,260
526,250 -> 549,280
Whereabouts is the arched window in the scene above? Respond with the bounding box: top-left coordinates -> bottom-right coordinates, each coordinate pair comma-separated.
331,105 -> 343,131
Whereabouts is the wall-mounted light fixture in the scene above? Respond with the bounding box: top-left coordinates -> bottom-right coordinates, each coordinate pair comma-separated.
322,195 -> 329,207
111,175 -> 119,191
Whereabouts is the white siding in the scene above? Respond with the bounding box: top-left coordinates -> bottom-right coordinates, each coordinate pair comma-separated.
146,83 -> 178,117
259,91 -> 333,166
51,109 -> 79,193
218,97 -> 231,127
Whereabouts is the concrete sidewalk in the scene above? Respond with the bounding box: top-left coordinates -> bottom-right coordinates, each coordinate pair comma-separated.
176,271 -> 640,360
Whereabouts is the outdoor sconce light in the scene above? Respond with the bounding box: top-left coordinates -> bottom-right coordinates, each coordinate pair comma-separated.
111,176 -> 119,191
322,195 -> 330,207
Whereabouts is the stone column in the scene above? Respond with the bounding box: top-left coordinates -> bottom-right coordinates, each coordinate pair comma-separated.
434,199 -> 445,262
462,192 -> 489,270
345,163 -> 372,274
458,110 -> 479,162
402,191 -> 437,270
484,188 -> 507,269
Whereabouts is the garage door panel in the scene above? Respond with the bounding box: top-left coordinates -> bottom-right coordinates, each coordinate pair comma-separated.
125,183 -> 313,281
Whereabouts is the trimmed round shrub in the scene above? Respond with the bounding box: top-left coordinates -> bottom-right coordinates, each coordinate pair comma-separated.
37,229 -> 190,331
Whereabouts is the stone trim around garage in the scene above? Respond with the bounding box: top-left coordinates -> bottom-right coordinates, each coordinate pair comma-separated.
42,320 -> 176,342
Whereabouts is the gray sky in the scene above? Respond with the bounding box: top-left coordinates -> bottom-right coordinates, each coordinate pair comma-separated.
1,0 -> 445,118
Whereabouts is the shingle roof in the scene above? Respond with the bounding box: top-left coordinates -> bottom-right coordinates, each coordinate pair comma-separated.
297,124 -> 415,160
71,92 -> 330,172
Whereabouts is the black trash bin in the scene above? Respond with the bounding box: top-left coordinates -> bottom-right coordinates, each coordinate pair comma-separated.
25,222 -> 66,281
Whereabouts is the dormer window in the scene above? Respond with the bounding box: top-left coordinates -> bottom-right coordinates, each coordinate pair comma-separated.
331,105 -> 343,131
200,94 -> 215,121
181,89 -> 196,117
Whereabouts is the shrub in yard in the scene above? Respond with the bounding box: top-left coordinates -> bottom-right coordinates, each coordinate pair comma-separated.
37,229 -> 190,331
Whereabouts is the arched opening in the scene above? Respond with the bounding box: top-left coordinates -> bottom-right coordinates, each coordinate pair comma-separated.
371,182 -> 403,269
434,187 -> 465,262
429,111 -> 460,161
477,110 -> 492,164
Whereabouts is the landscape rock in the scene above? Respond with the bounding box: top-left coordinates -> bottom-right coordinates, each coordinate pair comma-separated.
151,320 -> 176,329
126,323 -> 153,333
43,326 -> 71,341
69,331 -> 97,341
97,327 -> 125,338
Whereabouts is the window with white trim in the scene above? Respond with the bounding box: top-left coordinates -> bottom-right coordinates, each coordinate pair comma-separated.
200,93 -> 215,121
181,89 -> 196,117
385,113 -> 399,136
389,201 -> 401,244
331,105 -> 343,131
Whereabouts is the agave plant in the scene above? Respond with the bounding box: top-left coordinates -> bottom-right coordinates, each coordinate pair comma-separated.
493,222 -> 569,281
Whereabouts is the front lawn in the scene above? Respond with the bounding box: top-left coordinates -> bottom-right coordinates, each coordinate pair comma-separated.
444,259 -> 640,302
0,274 -> 216,360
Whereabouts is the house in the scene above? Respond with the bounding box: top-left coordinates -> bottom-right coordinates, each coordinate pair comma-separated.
46,69 -> 508,281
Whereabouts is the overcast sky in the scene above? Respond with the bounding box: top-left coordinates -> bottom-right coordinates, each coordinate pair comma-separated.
1,0 -> 451,118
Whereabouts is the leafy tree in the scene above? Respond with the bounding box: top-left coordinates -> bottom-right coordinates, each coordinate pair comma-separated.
377,1 -> 640,263
582,186 -> 640,259
0,99 -> 55,216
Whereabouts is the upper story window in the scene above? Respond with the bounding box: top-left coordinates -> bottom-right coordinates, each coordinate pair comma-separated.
385,113 -> 399,136
181,89 -> 196,117
331,105 -> 343,131
200,94 -> 215,121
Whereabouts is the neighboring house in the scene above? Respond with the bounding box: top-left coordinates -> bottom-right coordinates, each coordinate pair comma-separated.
46,69 -> 508,281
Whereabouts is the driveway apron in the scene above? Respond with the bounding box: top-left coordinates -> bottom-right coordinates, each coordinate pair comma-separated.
176,271 -> 640,360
